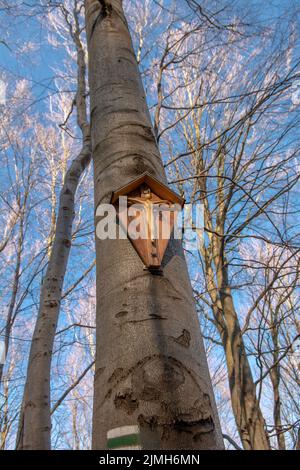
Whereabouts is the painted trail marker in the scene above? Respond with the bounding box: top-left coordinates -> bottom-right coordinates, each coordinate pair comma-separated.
107,425 -> 141,450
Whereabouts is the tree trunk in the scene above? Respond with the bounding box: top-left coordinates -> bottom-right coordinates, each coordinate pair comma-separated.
16,142 -> 91,450
220,295 -> 270,450
85,0 -> 223,450
216,260 -> 270,450
269,319 -> 285,449
17,20 -> 91,447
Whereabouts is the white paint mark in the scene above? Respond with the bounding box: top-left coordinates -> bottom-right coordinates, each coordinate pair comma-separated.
0,341 -> 5,365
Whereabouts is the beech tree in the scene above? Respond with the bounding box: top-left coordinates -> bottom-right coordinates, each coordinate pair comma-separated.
16,1 -> 91,450
85,0 -> 223,450
151,4 -> 300,448
1,0 -> 299,451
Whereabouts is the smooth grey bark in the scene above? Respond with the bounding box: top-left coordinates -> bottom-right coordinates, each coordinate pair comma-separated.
85,0 -> 223,450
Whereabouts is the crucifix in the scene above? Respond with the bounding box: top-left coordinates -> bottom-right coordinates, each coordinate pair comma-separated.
111,172 -> 185,270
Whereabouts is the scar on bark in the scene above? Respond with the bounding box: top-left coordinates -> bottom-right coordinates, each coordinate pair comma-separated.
122,315 -> 167,325
108,367 -> 124,383
140,124 -> 156,142
112,356 -> 215,441
114,389 -> 139,415
147,392 -> 214,437
138,412 -> 215,441
132,155 -> 155,176
173,329 -> 191,348
90,1 -> 113,39
95,366 -> 105,380
115,310 -> 128,318
44,300 -> 58,308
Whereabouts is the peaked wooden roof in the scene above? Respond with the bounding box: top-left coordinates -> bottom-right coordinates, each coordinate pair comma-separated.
110,172 -> 185,206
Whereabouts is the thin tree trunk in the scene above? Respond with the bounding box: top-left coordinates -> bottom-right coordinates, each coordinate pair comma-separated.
0,209 -> 24,385
220,297 -> 270,450
269,366 -> 285,449
85,0 -> 223,450
17,143 -> 91,450
205,253 -> 270,450
17,20 -> 91,449
269,317 -> 285,449
216,258 -> 270,450
199,156 -> 270,450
